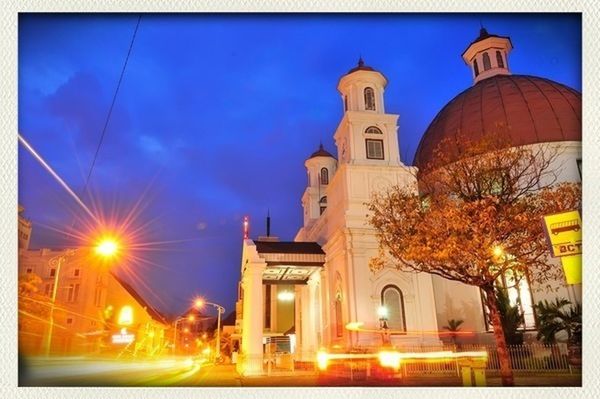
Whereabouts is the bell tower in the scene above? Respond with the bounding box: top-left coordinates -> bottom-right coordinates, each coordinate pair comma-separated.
462,27 -> 513,85
301,144 -> 337,225
334,58 -> 402,166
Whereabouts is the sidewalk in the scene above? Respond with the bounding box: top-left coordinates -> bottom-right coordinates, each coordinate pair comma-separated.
210,364 -> 581,387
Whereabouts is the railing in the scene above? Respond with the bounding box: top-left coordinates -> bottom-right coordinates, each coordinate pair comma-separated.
323,343 -> 575,378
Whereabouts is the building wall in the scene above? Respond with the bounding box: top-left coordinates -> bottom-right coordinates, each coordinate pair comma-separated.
18,248 -> 168,356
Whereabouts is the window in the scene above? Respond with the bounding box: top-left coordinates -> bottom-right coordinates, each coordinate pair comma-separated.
49,268 -> 56,278
67,283 -> 80,302
344,95 -> 348,111
265,285 -> 271,330
482,52 -> 491,71
319,196 -> 327,215
481,270 -> 536,331
473,59 -> 480,77
26,268 -> 33,274
381,285 -> 406,333
73,269 -> 80,277
66,318 -> 73,325
366,139 -> 384,160
94,286 -> 103,307
496,51 -> 504,68
364,87 -> 376,111
365,126 -> 382,135
335,296 -> 343,338
320,168 -> 329,185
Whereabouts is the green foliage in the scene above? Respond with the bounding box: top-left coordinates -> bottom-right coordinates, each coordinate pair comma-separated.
494,288 -> 524,345
535,298 -> 581,346
443,319 -> 464,332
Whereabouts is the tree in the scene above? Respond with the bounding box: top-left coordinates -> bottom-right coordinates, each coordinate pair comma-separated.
442,319 -> 464,346
494,288 -> 523,345
368,134 -> 581,386
535,298 -> 581,345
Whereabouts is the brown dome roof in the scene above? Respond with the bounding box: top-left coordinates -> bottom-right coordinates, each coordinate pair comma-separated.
414,74 -> 581,170
307,143 -> 336,160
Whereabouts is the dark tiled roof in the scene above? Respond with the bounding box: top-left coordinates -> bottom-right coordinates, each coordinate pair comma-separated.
110,272 -> 169,325
414,74 -> 581,170
347,57 -> 376,74
308,143 -> 335,160
462,28 -> 512,56
255,240 -> 325,255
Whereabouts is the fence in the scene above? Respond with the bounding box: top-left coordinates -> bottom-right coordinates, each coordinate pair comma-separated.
394,343 -> 573,376
321,343 -> 575,378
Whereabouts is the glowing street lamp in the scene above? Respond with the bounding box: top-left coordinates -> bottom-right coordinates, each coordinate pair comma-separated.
377,305 -> 390,346
96,238 -> 119,257
194,297 -> 225,361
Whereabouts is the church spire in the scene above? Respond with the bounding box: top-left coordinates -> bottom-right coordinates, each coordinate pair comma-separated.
462,27 -> 513,85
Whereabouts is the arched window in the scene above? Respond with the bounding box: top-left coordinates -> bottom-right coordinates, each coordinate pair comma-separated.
344,95 -> 348,112
473,59 -> 480,77
319,196 -> 327,215
365,126 -> 383,135
320,167 -> 329,185
364,87 -> 376,111
381,285 -> 406,332
496,50 -> 505,68
482,52 -> 491,71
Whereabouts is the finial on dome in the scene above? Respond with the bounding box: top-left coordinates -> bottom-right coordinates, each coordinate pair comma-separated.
358,56 -> 364,67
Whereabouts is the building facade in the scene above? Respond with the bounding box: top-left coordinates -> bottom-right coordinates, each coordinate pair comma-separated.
234,29 -> 581,376
18,247 -> 169,357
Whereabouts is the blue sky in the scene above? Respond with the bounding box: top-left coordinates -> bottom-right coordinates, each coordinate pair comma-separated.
18,13 -> 581,318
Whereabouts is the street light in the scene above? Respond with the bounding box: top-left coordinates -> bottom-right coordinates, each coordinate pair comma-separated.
43,249 -> 75,357
194,297 -> 225,361
378,305 -> 390,346
173,314 -> 195,355
96,238 -> 119,257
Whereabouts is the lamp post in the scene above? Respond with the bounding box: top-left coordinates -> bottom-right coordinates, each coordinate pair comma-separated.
173,314 -> 194,355
43,249 -> 76,357
194,298 -> 225,361
377,305 -> 390,347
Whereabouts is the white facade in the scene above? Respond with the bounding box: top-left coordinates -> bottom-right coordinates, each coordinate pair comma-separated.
234,45 -> 581,375
296,62 -> 441,349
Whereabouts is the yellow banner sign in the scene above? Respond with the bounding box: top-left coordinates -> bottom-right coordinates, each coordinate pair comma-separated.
542,210 -> 582,257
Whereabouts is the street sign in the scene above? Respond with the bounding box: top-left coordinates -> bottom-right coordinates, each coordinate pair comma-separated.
542,210 -> 582,257
112,328 -> 135,344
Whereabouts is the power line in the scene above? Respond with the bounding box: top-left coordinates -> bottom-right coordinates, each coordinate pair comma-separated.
82,14 -> 142,192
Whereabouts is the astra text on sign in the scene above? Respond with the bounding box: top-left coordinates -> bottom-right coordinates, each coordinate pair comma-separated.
542,210 -> 582,257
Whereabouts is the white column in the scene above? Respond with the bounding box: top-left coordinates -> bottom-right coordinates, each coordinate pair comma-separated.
302,277 -> 319,360
241,262 -> 265,376
415,272 -> 441,345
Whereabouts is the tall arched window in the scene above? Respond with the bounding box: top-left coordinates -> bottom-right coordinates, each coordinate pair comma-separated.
496,50 -> 505,68
482,52 -> 491,71
344,95 -> 348,112
473,59 -> 480,77
381,285 -> 406,332
319,196 -> 327,215
320,167 -> 329,185
365,126 -> 383,135
364,87 -> 376,111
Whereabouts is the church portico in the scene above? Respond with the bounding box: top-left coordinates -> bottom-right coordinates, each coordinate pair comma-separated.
236,238 -> 325,376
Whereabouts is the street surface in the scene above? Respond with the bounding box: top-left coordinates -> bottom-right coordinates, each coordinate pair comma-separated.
19,356 -> 581,387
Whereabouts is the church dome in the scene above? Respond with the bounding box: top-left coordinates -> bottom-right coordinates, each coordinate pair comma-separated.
413,74 -> 581,170
307,143 -> 336,160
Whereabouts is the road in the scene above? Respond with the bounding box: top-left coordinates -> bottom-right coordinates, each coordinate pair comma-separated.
20,356 -> 242,387
19,356 -> 581,387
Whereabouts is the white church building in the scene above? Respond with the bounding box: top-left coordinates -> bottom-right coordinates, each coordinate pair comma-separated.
234,28 -> 581,376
